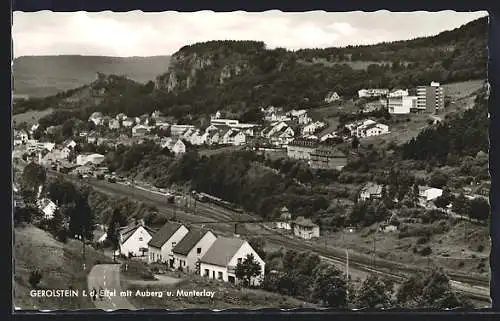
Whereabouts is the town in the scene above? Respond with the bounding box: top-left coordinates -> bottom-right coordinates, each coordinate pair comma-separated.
12,12 -> 491,311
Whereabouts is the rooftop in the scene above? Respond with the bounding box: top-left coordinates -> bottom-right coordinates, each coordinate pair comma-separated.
200,237 -> 245,267
173,229 -> 214,256
148,222 -> 185,248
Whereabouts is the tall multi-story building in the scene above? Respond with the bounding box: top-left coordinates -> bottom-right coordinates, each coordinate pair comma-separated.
416,81 -> 445,113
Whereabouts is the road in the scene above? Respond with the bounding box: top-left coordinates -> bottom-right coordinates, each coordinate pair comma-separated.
49,170 -> 491,305
87,264 -> 135,310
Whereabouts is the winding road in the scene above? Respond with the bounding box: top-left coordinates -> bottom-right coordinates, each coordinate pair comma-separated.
87,264 -> 135,310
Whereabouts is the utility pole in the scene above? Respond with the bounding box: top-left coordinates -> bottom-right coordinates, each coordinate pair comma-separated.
372,234 -> 376,269
346,248 -> 349,303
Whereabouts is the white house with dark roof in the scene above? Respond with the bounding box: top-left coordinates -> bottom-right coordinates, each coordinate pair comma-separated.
359,182 -> 384,201
199,237 -> 265,286
148,222 -> 189,266
293,216 -> 320,239
172,229 -> 217,273
118,222 -> 156,257
36,198 -> 57,220
276,206 -> 292,230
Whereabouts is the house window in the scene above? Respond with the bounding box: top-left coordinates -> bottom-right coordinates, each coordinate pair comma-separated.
139,237 -> 143,241
237,258 -> 242,264
172,242 -> 177,248
197,247 -> 202,254
204,269 -> 209,277
218,271 -> 223,280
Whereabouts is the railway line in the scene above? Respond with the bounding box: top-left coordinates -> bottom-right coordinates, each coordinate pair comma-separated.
46,171 -> 492,305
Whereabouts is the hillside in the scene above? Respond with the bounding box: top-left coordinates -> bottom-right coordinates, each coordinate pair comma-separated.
13,17 -> 487,124
13,225 -> 112,310
13,55 -> 171,97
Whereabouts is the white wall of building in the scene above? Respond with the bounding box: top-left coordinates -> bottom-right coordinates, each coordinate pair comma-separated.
173,232 -> 217,272
120,226 -> 153,257
148,225 -> 189,264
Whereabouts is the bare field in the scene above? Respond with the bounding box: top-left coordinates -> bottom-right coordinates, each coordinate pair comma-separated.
13,109 -> 53,126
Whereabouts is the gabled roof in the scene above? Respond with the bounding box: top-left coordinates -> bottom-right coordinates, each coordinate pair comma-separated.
200,237 -> 245,267
361,182 -> 383,195
148,222 -> 185,248
120,224 -> 156,243
173,229 -> 213,256
294,216 -> 318,228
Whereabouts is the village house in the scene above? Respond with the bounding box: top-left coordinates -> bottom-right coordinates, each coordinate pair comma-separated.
309,147 -> 347,170
118,221 -> 156,258
293,216 -> 320,240
189,130 -> 208,146
148,222 -> 189,266
269,127 -> 295,146
199,237 -> 265,286
89,112 -> 104,126
275,206 -> 292,230
29,124 -> 39,136
151,110 -> 163,119
211,118 -> 240,127
154,118 -> 170,130
108,119 -> 120,130
348,119 -> 389,138
324,91 -> 341,103
170,124 -> 196,137
418,186 -> 443,206
132,124 -> 151,137
116,113 -> 128,121
388,95 -> 417,114
170,139 -> 186,155
172,229 -> 217,273
206,131 -> 220,145
227,130 -> 246,146
63,139 -> 77,149
86,132 -> 99,144
182,128 -> 196,141
13,130 -> 29,146
388,89 -> 409,97
122,118 -> 135,127
263,106 -> 291,123
359,182 -> 384,201
358,88 -> 389,98
288,109 -> 311,125
286,139 -> 318,160
36,198 -> 57,220
320,131 -> 338,142
76,153 -> 105,166
302,121 -> 327,136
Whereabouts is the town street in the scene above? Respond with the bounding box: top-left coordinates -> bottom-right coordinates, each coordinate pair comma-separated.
87,264 -> 135,310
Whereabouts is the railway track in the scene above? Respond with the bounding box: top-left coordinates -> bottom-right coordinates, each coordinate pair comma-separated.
49,172 -> 491,305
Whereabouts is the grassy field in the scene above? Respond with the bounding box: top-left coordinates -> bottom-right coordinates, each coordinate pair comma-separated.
13,109 -> 54,126
120,260 -> 316,309
443,80 -> 485,99
13,225 -> 113,310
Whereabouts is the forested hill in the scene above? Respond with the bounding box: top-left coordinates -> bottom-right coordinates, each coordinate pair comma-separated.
13,55 -> 171,98
14,17 -> 487,121
152,16 -> 487,115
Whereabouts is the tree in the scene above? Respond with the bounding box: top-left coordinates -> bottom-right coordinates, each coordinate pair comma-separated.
396,267 -> 465,308
429,171 -> 449,189
235,253 -> 262,287
355,274 -> 394,309
311,264 -> 347,308
351,136 -> 360,149
67,195 -> 95,241
248,237 -> 266,259
434,189 -> 454,209
452,193 -> 469,216
468,198 -> 490,221
21,162 -> 47,203
29,269 -> 43,288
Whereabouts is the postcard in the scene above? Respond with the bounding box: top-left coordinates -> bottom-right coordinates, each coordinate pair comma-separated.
12,10 -> 490,310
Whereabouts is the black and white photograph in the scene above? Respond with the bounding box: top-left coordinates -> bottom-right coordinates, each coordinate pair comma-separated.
12,10 -> 491,310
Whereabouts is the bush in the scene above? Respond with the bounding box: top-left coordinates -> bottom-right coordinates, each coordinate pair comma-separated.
29,270 -> 43,288
420,246 -> 432,256
477,244 -> 485,252
417,236 -> 429,244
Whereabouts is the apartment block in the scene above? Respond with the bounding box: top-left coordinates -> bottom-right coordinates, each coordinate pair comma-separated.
416,81 -> 445,113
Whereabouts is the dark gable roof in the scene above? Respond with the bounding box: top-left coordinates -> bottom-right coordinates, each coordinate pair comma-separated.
200,237 -> 245,267
173,229 -> 213,256
121,224 -> 156,243
148,222 -> 185,248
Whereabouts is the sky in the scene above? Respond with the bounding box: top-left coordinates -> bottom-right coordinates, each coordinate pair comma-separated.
12,10 -> 488,58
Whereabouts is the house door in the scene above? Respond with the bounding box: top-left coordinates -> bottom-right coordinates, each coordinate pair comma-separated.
169,258 -> 174,268
212,271 -> 215,279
